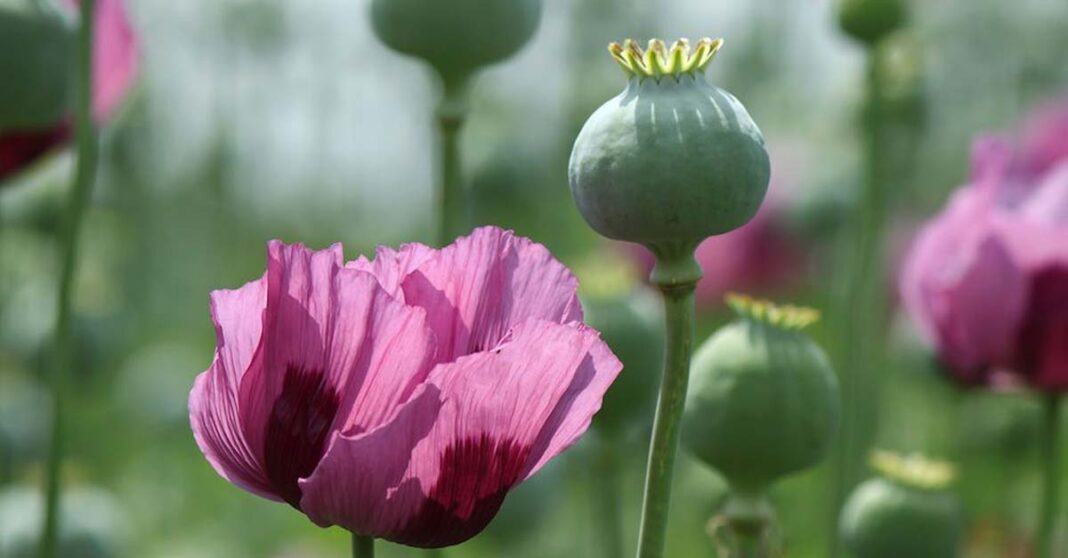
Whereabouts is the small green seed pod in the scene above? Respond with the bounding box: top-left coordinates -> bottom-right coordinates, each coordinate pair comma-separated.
837,0 -> 906,46
569,39 -> 771,251
682,295 -> 839,495
840,451 -> 962,558
369,0 -> 542,84
0,0 -> 74,132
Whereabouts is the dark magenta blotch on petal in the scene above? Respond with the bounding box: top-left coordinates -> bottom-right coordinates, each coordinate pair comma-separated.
264,364 -> 341,508
0,125 -> 70,182
1015,266 -> 1068,389
394,435 -> 530,548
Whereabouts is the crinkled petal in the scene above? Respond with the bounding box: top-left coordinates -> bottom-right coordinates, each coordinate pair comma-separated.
236,241 -> 436,507
189,276 -> 278,501
347,242 -> 435,301
299,320 -> 620,548
401,226 -> 583,361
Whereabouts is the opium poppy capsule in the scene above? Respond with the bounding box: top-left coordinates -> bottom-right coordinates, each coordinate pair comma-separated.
569,39 -> 771,254
0,0 -> 74,132
682,295 -> 839,497
369,0 -> 542,85
840,451 -> 962,558
837,0 -> 906,46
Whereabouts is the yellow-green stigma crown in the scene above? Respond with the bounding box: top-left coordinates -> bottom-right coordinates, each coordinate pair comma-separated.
609,38 -> 724,80
726,293 -> 820,330
870,450 -> 956,490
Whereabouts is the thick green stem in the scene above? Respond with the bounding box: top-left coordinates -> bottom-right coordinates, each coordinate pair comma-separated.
724,494 -> 772,558
435,76 -> 470,246
829,46 -> 891,558
636,248 -> 700,558
593,434 -> 624,558
39,2 -> 97,557
1037,394 -> 1062,558
351,534 -> 374,558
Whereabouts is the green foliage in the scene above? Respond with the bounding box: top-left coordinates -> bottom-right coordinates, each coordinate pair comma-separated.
0,0 -> 74,132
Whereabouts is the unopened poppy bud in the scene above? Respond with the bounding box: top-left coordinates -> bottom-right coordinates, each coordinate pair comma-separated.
837,0 -> 906,46
682,294 -> 839,495
569,39 -> 771,253
369,0 -> 542,85
840,451 -> 962,558
0,0 -> 74,132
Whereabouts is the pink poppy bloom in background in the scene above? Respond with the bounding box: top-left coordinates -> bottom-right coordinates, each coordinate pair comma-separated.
0,0 -> 139,182
901,107 -> 1068,391
189,227 -> 622,548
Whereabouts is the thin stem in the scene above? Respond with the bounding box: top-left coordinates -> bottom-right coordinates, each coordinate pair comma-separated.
636,249 -> 699,558
39,1 -> 97,557
1037,394 -> 1062,558
724,494 -> 772,558
351,534 -> 374,558
593,434 -> 624,558
828,45 -> 891,558
435,76 -> 470,246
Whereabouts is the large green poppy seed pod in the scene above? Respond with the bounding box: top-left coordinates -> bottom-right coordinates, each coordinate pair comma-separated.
682,295 -> 839,495
369,0 -> 542,84
840,451 -> 962,558
569,39 -> 771,251
837,0 -> 906,46
0,0 -> 74,132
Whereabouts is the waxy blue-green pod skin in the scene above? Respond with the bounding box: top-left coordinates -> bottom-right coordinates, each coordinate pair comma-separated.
837,0 -> 905,45
0,0 -> 74,132
585,294 -> 663,435
681,318 -> 839,494
570,75 -> 770,248
840,478 -> 961,558
370,0 -> 542,82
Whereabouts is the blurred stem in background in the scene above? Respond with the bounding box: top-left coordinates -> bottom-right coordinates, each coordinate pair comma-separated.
436,77 -> 471,245
636,251 -> 699,558
592,434 -> 624,558
1037,395 -> 1062,558
828,44 -> 892,557
39,0 -> 98,556
352,534 -> 374,558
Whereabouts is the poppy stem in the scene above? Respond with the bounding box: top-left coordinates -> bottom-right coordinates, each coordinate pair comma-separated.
1037,394 -> 1062,558
435,75 -> 471,246
828,42 -> 891,558
39,1 -> 97,557
636,247 -> 700,558
351,534 -> 374,558
593,434 -> 624,558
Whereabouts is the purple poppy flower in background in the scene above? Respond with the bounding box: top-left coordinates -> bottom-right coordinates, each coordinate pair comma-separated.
0,0 -> 138,182
901,104 -> 1068,391
189,227 -> 622,548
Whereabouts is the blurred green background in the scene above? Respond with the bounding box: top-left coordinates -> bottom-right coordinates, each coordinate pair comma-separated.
1,0 -> 1067,556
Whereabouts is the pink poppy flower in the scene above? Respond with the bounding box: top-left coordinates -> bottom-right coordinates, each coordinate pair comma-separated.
188,227 -> 622,547
901,132 -> 1068,391
0,0 -> 138,182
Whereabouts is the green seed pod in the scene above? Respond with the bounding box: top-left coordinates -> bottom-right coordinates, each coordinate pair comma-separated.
837,0 -> 906,46
0,0 -> 75,132
682,295 -> 839,495
569,39 -> 770,251
840,451 -> 962,558
369,0 -> 542,84
585,290 -> 663,436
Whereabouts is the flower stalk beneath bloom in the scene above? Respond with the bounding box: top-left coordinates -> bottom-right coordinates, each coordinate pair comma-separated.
636,250 -> 700,558
352,534 -> 374,558
436,76 -> 471,245
1038,394 -> 1062,558
40,1 -> 98,556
